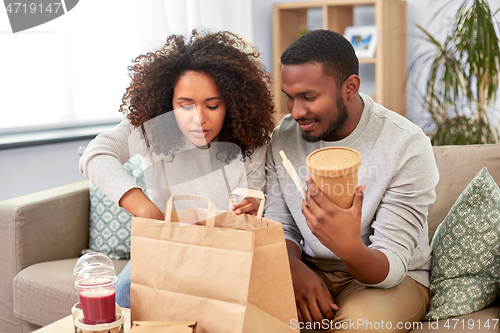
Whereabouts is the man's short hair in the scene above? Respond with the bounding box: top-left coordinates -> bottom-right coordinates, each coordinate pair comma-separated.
280,29 -> 359,86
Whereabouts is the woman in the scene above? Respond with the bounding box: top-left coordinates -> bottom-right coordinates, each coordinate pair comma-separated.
79,30 -> 276,307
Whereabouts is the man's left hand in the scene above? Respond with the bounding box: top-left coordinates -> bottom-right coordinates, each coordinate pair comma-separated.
302,177 -> 366,260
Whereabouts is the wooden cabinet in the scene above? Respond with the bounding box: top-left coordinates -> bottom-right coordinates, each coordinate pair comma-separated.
272,0 -> 407,121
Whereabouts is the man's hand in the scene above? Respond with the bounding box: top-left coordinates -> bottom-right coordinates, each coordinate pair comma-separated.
286,240 -> 338,324
302,177 -> 365,260
302,177 -> 390,285
231,197 -> 260,216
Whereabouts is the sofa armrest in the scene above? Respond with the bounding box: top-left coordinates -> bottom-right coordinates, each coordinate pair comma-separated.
0,180 -> 90,331
0,180 -> 90,272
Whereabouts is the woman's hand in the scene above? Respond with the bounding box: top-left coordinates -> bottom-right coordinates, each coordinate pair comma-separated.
119,188 -> 165,220
231,197 -> 261,216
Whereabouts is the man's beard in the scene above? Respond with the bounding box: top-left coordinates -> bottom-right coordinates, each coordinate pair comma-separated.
301,95 -> 349,142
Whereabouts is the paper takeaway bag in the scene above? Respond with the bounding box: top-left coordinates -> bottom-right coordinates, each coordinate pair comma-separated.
129,321 -> 197,333
130,191 -> 299,333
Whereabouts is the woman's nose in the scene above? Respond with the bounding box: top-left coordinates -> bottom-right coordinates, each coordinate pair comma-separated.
192,106 -> 206,124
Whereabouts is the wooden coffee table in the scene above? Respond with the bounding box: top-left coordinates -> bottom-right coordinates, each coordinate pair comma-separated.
34,308 -> 131,332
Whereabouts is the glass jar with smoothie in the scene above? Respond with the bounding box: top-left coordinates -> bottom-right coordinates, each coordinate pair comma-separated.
74,253 -> 118,325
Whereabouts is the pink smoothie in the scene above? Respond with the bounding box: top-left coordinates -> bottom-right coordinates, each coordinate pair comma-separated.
79,288 -> 116,325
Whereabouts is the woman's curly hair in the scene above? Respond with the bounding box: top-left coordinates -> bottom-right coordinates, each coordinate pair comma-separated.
120,30 -> 276,160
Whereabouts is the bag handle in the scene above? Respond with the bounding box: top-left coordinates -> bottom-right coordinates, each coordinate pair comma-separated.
165,194 -> 217,227
230,188 -> 266,219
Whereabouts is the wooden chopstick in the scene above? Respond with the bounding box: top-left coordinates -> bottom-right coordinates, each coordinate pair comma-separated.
279,150 -> 306,199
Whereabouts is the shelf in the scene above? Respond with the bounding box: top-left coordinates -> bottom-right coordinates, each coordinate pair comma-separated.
359,57 -> 376,64
272,0 -> 407,121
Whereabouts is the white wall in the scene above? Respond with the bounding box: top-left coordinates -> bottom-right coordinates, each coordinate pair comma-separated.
406,0 -> 500,129
0,140 -> 91,201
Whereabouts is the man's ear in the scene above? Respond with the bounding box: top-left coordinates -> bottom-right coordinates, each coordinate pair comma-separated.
343,75 -> 361,101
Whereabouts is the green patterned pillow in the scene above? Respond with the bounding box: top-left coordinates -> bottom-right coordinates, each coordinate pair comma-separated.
425,167 -> 500,320
78,146 -> 146,260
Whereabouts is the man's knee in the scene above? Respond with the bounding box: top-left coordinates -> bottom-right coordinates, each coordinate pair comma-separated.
329,277 -> 428,332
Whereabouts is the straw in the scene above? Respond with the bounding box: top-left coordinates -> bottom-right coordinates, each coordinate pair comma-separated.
279,150 -> 306,199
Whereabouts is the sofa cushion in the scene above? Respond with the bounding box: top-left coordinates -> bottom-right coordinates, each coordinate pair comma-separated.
13,258 -> 128,327
429,144 -> 500,240
425,167 -> 500,320
78,146 -> 146,260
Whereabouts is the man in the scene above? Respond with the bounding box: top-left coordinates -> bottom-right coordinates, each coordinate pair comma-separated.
264,29 -> 439,332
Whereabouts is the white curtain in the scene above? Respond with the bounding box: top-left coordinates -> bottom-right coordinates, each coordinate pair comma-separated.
1,0 -> 254,131
138,0 -> 254,51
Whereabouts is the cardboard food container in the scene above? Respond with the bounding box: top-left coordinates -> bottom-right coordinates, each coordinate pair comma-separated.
129,321 -> 197,333
306,146 -> 361,209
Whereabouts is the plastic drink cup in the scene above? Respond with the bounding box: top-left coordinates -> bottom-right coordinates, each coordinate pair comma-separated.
79,286 -> 116,325
74,254 -> 118,325
306,147 -> 361,209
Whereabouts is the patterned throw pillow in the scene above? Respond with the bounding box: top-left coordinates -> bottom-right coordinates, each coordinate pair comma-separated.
425,167 -> 500,320
78,146 -> 146,260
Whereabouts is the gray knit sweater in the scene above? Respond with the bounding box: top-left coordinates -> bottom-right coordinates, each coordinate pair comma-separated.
79,118 -> 266,212
264,93 -> 439,288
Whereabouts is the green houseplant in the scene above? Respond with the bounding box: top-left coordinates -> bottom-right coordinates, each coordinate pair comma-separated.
410,0 -> 500,145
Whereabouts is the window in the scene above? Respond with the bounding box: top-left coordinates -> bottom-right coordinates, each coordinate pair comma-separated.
1,0 -> 253,134
1,0 -> 145,132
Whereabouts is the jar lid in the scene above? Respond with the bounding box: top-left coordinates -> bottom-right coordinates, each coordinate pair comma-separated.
75,262 -> 118,289
74,252 -> 117,289
73,252 -> 115,276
